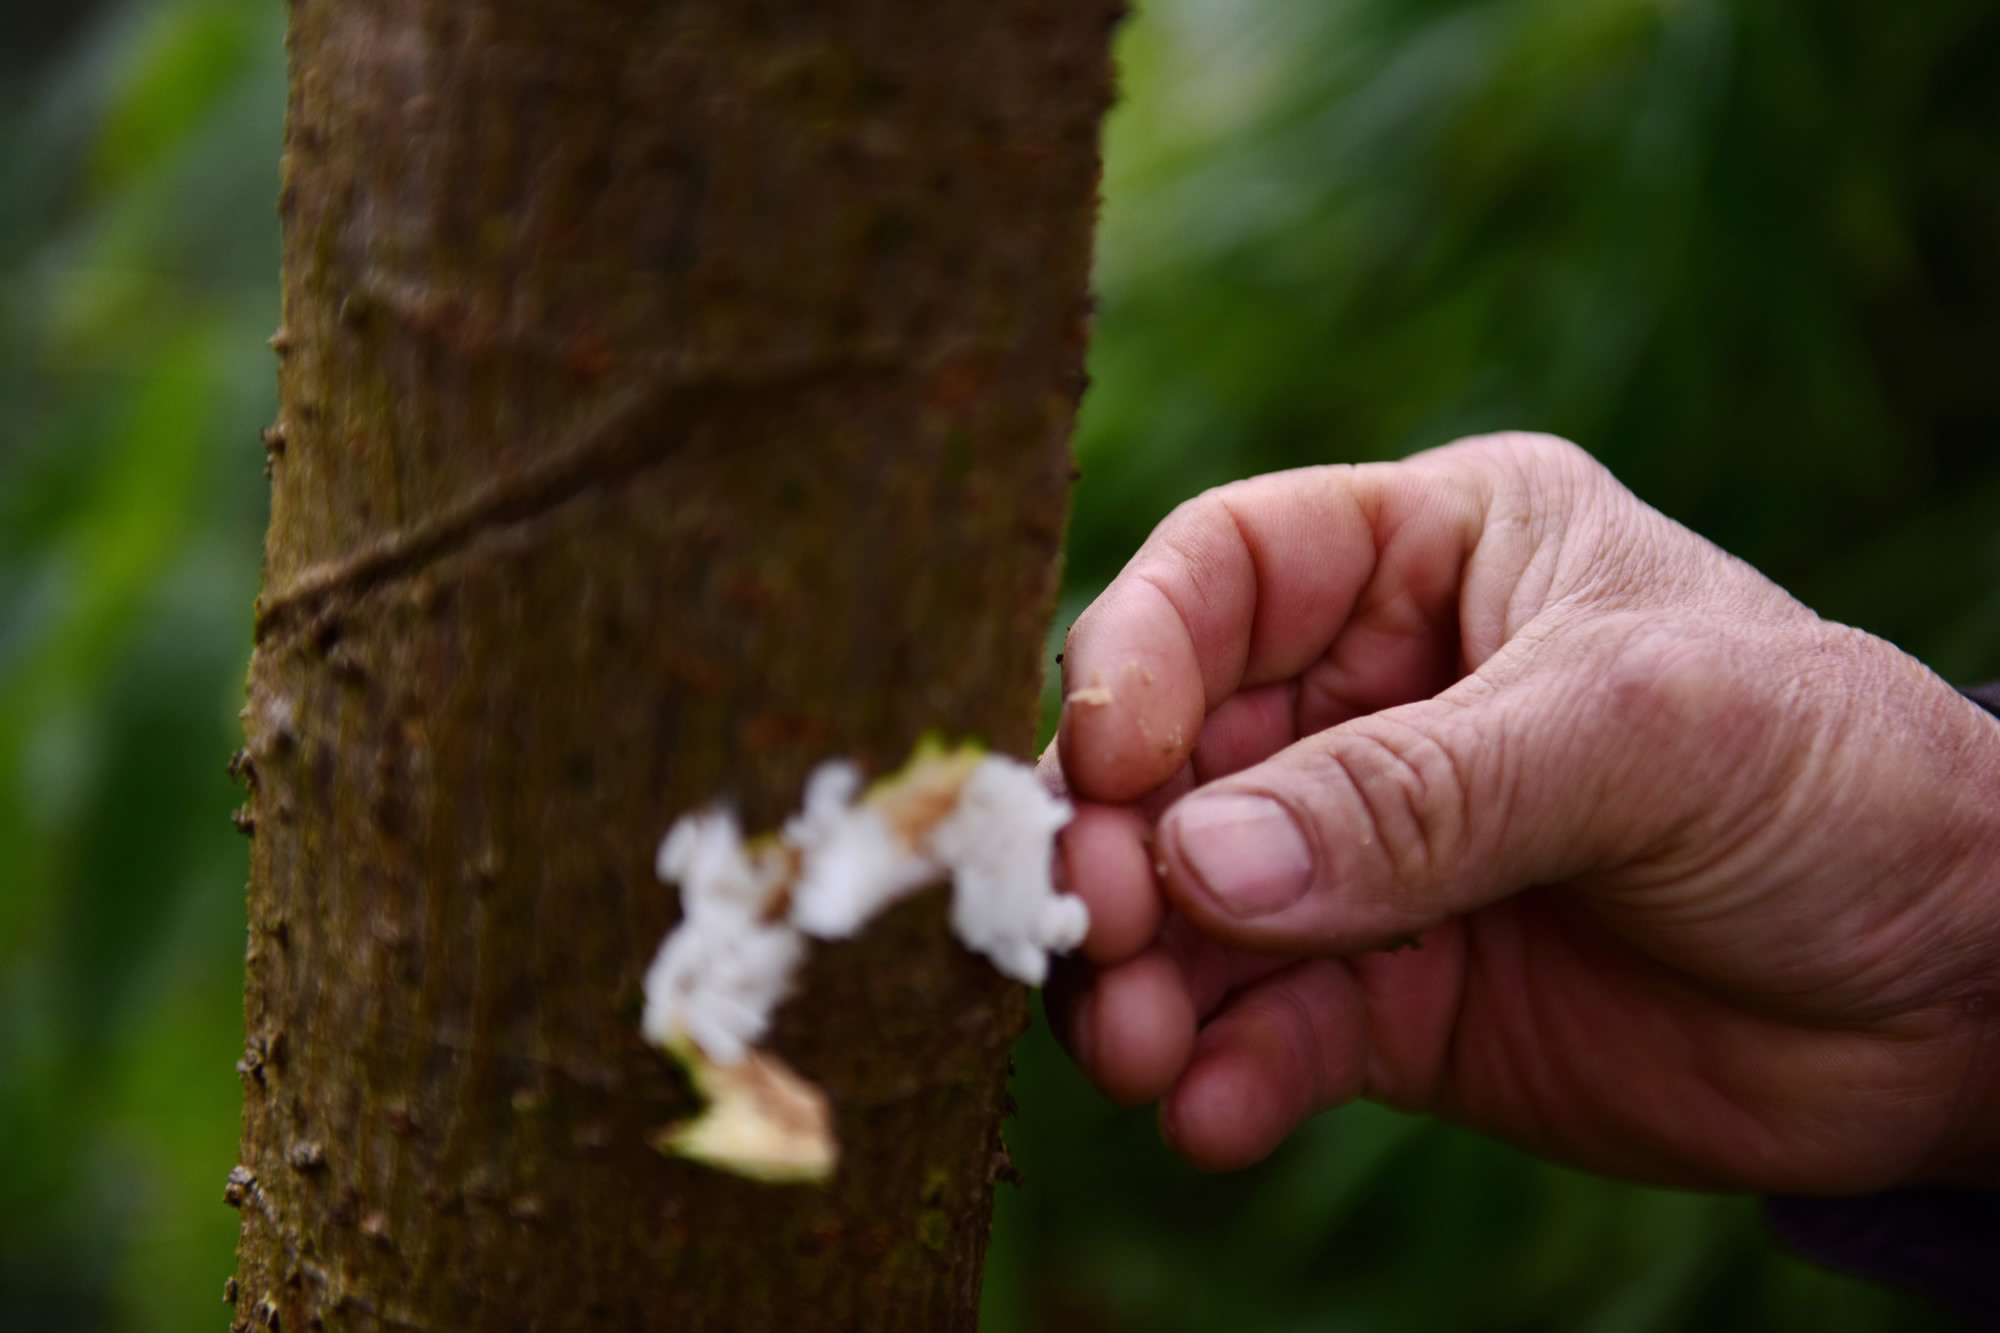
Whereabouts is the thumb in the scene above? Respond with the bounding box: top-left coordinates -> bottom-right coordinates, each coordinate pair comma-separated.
1155,622 -> 1749,953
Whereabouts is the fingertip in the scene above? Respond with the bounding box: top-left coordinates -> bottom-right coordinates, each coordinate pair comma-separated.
1074,947 -> 1196,1107
1034,738 -> 1069,800
1160,960 -> 1364,1171
1058,581 -> 1207,803
1059,803 -> 1166,964
1160,1049 -> 1286,1172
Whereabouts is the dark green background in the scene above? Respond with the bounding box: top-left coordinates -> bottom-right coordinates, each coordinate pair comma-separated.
2,1 -> 1993,1328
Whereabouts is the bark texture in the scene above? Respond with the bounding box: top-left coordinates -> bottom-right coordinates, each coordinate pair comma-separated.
230,2 -> 1116,1329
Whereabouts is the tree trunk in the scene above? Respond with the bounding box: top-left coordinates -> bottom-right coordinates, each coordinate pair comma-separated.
229,3 -> 1116,1329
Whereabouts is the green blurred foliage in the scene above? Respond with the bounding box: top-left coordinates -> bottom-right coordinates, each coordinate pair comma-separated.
0,0 -> 1992,1329
0,1 -> 283,1327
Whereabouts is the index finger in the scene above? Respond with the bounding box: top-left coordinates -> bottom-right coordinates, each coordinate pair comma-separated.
1057,450 -> 1498,803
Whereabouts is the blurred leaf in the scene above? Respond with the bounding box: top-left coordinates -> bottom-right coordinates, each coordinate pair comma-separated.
88,0 -> 256,194
0,1 -> 276,1327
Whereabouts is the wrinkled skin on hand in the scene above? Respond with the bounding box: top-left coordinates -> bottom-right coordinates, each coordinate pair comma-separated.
1042,433 -> 2000,1193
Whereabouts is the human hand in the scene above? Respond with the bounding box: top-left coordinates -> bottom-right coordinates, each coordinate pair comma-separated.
1044,433 -> 2000,1193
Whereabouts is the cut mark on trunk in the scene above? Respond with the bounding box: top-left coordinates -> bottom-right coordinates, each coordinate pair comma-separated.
253,354 -> 900,646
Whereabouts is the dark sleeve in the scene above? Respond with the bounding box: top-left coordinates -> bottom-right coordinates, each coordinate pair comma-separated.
1765,1190 -> 2000,1328
1763,683 -> 2000,1330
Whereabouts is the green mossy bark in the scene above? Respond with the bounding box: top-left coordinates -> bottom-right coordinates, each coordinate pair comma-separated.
231,2 -> 1117,1328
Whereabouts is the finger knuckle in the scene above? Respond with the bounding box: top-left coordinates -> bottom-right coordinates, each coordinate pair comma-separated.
1597,619 -> 1739,743
1450,430 -> 1597,481
1321,717 -> 1474,895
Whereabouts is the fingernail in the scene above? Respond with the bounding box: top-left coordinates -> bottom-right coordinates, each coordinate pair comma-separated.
1171,794 -> 1313,918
